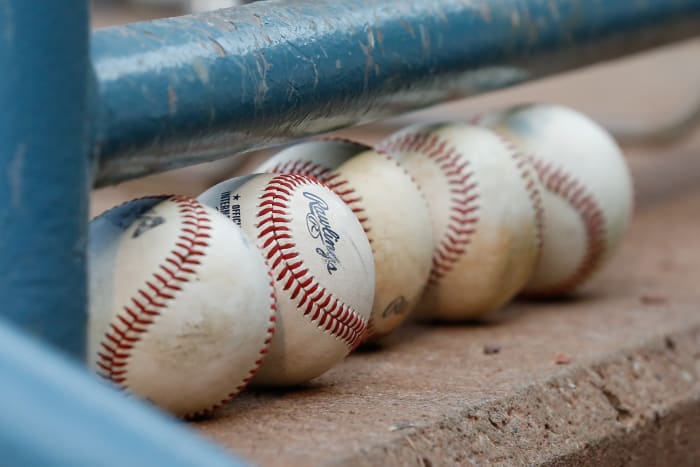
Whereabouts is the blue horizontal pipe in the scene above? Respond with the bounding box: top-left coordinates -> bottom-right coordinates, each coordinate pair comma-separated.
91,0 -> 700,186
0,319 -> 247,467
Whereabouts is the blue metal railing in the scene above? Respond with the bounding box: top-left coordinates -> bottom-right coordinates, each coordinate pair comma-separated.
1,0 -> 699,465
91,0 -> 700,186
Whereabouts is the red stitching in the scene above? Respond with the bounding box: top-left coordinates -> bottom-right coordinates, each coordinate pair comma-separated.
268,158 -> 373,238
527,156 -> 607,294
269,160 -> 334,184
495,133 -> 545,255
256,174 -> 367,348
97,196 -> 209,388
267,148 -> 431,340
378,133 -> 480,287
268,137 -> 371,174
318,173 -> 373,242
95,196 -> 274,418
266,142 -> 394,241
185,269 -> 277,419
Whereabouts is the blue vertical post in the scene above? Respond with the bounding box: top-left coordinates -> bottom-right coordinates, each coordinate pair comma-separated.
0,1 -> 91,358
0,4 -> 247,465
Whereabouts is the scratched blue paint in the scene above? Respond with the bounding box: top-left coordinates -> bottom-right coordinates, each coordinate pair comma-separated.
0,0 -> 91,358
0,319 -> 247,467
91,0 -> 700,185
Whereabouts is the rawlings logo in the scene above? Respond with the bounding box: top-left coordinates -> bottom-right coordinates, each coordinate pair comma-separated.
303,191 -> 341,274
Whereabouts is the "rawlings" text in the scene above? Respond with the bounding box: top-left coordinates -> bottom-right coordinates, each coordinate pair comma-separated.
303,191 -> 341,274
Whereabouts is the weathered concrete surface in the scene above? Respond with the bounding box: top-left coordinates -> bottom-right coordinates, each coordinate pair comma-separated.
191,146 -> 700,466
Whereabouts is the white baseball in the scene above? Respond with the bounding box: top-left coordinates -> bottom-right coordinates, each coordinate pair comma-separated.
478,104 -> 634,295
88,196 -> 276,418
198,173 -> 375,386
378,123 -> 543,320
256,139 -> 367,180
257,140 -> 434,340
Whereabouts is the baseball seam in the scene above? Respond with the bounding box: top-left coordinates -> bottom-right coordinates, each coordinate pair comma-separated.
268,150 -> 430,340
186,268 -> 277,419
528,157 -> 607,294
326,152 -> 434,339
256,174 -> 368,348
269,161 -> 372,242
267,136 -> 369,181
495,133 -> 545,255
378,132 -> 480,287
323,173 -> 372,242
95,196 -> 275,418
310,171 -> 379,338
270,159 -> 333,183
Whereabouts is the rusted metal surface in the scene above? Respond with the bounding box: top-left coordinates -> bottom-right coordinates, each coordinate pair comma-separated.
91,0 -> 700,185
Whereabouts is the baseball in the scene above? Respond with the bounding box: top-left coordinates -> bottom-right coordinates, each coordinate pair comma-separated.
477,104 -> 634,295
256,139 -> 367,181
378,123 -> 543,320
88,195 -> 276,418
198,173 -> 375,386
258,140 -> 434,340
